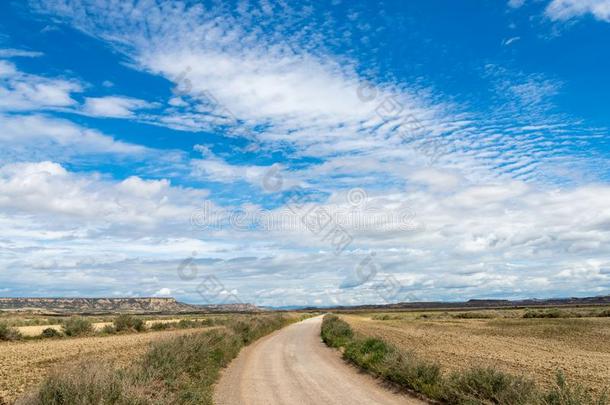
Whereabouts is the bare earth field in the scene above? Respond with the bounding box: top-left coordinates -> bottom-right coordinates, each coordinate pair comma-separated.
0,327 -> 215,404
343,310 -> 610,396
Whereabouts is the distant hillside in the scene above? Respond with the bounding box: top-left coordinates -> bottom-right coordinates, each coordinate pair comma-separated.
0,297 -> 263,314
305,295 -> 610,312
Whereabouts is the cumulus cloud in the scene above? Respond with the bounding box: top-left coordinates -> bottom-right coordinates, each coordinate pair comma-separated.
0,160 -> 608,304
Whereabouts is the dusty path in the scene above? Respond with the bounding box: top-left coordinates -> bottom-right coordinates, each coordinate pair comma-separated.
214,316 -> 423,405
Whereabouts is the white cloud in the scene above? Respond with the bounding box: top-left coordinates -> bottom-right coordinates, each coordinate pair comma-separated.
546,0 -> 610,22
0,160 -> 608,304
155,287 -> 171,296
508,0 -> 526,8
0,161 -> 206,229
0,113 -> 147,158
82,96 -> 154,118
0,48 -> 44,58
503,36 -> 521,46
0,60 -> 81,111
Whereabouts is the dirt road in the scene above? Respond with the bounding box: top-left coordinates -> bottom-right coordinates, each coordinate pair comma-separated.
214,316 -> 423,405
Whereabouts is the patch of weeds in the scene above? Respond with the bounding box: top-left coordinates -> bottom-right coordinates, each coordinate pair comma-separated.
320,315 -> 353,348
150,322 -> 172,331
524,309 -> 564,319
542,371 -> 608,405
444,367 -> 538,404
0,322 -> 22,341
113,315 -> 145,333
61,317 -> 93,337
40,328 -> 62,338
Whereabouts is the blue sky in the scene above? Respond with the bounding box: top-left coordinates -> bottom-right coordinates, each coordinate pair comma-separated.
0,0 -> 609,306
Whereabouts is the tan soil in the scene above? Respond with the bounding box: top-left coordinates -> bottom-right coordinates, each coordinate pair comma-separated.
344,314 -> 610,396
0,327 -> 215,404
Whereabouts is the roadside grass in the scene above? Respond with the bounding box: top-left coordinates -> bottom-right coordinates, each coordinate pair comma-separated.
20,314 -> 306,405
321,314 -> 608,405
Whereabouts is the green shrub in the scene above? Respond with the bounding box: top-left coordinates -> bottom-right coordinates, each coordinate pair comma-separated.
62,317 -> 93,337
320,315 -> 353,348
452,312 -> 495,319
524,309 -> 563,319
344,338 -> 393,370
150,322 -> 172,331
41,327 -> 62,338
0,322 -> 22,341
113,315 -> 145,332
444,367 -> 539,404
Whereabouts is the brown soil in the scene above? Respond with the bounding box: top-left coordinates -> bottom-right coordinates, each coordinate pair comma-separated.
0,327 -> 214,404
344,314 -> 610,396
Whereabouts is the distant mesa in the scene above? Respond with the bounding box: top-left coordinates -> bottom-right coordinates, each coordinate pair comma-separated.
0,297 -> 263,314
304,295 -> 610,311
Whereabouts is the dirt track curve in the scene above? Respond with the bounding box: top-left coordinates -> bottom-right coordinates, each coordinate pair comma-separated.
214,316 -> 424,405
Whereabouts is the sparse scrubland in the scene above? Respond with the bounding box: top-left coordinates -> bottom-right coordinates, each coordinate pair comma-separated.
322,312 -> 609,404
13,313 -> 304,405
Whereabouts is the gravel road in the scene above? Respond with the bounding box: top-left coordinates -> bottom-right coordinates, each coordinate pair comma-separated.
214,316 -> 423,405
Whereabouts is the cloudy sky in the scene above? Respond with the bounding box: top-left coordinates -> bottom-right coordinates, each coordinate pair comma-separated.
0,0 -> 609,307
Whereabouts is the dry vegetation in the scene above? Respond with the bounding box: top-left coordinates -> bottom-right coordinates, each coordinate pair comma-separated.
17,313 -> 306,405
0,324 -> 216,403
340,306 -> 610,398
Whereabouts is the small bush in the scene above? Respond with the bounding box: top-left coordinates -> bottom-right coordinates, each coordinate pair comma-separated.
344,338 -> 393,370
24,361 -> 147,405
542,371 -> 608,405
0,322 -> 22,341
150,322 -> 172,331
113,314 -> 145,332
452,312 -> 495,319
597,309 -> 610,318
320,315 -> 353,348
372,314 -> 392,320
177,319 -> 198,329
100,324 -> 116,334
444,367 -> 539,404
41,327 -> 62,338
62,317 -> 93,337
